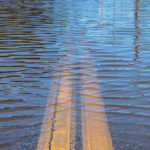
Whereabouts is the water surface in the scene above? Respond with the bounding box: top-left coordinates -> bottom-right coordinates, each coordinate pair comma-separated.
0,0 -> 150,149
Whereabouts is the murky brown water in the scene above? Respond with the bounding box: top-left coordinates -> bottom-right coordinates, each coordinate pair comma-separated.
0,0 -> 150,149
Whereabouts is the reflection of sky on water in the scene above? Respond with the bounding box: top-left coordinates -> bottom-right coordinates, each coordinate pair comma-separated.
0,0 -> 150,149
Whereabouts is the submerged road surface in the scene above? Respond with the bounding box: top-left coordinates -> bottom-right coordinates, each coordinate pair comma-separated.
37,43 -> 113,149
1,0 -> 150,150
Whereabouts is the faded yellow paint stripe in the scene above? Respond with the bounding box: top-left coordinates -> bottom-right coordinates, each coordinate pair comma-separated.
37,57 -> 113,150
81,65 -> 114,150
37,65 -> 72,150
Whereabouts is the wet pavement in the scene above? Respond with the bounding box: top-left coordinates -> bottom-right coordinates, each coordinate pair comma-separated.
0,0 -> 150,149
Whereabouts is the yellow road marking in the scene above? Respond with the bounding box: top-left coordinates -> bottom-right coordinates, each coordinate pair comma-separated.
37,52 -> 113,150
80,62 -> 113,150
37,65 -> 72,150
37,63 -> 113,150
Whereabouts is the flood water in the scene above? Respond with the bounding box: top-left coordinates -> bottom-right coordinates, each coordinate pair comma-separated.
0,0 -> 150,149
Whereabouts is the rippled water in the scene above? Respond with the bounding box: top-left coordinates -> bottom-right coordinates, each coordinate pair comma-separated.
0,0 -> 150,149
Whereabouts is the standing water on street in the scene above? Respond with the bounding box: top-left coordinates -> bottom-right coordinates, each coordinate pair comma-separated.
0,0 -> 150,149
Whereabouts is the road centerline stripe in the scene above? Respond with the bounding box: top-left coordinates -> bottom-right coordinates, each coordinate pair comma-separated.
79,57 -> 114,150
37,64 -> 72,150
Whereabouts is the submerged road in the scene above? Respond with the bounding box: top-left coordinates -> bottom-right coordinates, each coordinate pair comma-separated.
37,26 -> 113,149
37,66 -> 113,150
1,0 -> 150,149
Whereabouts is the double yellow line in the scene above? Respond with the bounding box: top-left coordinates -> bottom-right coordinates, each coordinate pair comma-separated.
37,60 -> 113,150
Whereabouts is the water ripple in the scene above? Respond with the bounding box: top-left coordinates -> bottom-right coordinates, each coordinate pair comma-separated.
1,0 -> 150,149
